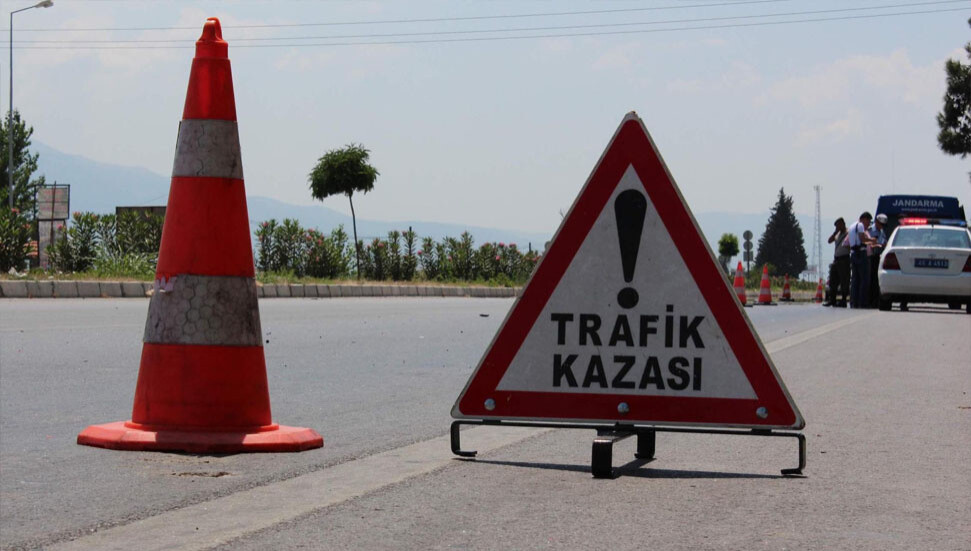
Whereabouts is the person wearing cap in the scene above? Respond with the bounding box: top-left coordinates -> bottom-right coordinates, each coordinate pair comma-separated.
824,217 -> 850,307
866,213 -> 889,308
848,211 -> 877,308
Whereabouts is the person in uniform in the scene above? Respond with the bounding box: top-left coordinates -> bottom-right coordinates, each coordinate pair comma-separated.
848,211 -> 877,308
867,213 -> 888,308
824,217 -> 850,307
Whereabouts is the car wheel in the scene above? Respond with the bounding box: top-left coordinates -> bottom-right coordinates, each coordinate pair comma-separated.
878,296 -> 891,311
966,300 -> 971,315
900,302 -> 908,312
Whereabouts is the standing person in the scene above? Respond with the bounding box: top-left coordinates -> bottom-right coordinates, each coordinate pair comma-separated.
848,211 -> 876,308
867,213 -> 888,308
824,217 -> 850,307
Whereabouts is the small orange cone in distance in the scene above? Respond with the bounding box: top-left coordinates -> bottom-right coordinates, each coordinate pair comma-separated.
781,274 -> 793,302
756,265 -> 775,305
77,18 -> 323,453
814,278 -> 824,303
733,261 -> 747,306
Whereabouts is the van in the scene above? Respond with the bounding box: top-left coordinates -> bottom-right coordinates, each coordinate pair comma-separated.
875,195 -> 967,236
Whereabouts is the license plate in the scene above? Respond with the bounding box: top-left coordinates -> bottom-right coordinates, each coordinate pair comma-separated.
914,258 -> 948,269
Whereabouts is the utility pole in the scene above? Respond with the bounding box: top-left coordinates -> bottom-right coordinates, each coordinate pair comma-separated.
811,185 -> 822,281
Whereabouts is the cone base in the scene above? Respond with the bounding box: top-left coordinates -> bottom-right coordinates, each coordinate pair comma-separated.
77,421 -> 323,453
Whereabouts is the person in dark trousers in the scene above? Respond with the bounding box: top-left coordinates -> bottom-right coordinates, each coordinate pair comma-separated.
824,217 -> 850,307
848,211 -> 877,308
867,213 -> 888,308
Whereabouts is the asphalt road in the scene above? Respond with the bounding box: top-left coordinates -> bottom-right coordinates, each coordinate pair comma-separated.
1,298 -> 968,550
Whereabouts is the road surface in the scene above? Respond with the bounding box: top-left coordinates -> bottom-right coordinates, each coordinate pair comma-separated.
1,298 -> 968,550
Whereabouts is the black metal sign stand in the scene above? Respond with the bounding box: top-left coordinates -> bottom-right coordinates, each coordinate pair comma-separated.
451,419 -> 805,479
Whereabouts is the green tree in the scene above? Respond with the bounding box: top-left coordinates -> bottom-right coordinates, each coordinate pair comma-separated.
754,188 -> 807,277
308,144 -> 378,278
1,111 -> 44,271
1,110 -> 45,216
717,233 -> 739,272
937,17 -> 971,167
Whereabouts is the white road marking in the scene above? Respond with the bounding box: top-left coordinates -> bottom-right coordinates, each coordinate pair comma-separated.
763,312 -> 876,355
49,426 -> 545,551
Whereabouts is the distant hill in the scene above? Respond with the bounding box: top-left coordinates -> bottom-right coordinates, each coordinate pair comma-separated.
33,142 -> 812,263
32,142 -> 551,248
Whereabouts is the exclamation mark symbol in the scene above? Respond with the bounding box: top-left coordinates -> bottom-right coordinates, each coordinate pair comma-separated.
615,189 -> 647,309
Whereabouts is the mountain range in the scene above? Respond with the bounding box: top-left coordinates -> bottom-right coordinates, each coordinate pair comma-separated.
33,142 -> 815,266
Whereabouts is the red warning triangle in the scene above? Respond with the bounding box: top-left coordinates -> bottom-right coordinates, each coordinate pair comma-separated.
452,113 -> 804,429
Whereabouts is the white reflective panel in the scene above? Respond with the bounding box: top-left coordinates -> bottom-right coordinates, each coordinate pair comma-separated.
497,165 -> 756,399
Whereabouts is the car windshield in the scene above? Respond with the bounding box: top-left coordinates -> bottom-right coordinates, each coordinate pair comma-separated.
891,227 -> 971,249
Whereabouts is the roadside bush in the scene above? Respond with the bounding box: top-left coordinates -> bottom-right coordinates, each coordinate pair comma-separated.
256,218 -> 351,278
47,211 -> 164,275
401,228 -> 418,281
255,219 -> 278,273
95,211 -> 164,275
304,226 -> 351,279
116,211 -> 164,256
374,229 -> 418,281
0,207 -> 32,272
93,252 -> 156,279
48,212 -> 99,272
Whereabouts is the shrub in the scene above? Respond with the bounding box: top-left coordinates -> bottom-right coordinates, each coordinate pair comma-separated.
387,230 -> 402,281
94,211 -> 164,275
401,228 -> 418,281
368,238 -> 388,280
116,211 -> 163,256
48,212 -> 99,272
0,207 -> 32,272
255,218 -> 305,275
418,236 -> 438,280
255,219 -> 277,273
304,226 -> 351,278
93,252 -> 156,279
252,220 -> 541,285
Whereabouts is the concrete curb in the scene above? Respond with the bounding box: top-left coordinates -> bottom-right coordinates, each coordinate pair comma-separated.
0,281 -> 828,301
0,281 -> 522,299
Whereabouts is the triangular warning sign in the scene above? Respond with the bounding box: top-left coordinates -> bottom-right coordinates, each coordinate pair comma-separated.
452,113 -> 804,430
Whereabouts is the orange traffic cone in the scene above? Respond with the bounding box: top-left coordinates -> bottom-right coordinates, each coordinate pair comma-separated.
78,19 -> 323,453
780,274 -> 793,302
756,265 -> 775,305
733,262 -> 748,306
814,278 -> 824,303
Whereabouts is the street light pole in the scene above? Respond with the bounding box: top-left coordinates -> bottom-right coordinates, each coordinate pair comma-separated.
8,0 -> 53,210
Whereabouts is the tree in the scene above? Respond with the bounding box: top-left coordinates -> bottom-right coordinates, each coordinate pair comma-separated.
937,17 -> 971,167
754,188 -> 807,277
308,144 -> 379,279
1,111 -> 44,271
1,110 -> 44,216
717,233 -> 739,273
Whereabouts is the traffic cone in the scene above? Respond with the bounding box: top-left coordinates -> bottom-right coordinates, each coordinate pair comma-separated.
780,274 -> 793,302
78,18 -> 323,453
733,262 -> 748,306
814,278 -> 824,303
756,265 -> 775,305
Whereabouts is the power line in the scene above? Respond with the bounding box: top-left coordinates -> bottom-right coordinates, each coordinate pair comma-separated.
11,1 -> 967,45
8,0 -> 799,32
4,7 -> 967,50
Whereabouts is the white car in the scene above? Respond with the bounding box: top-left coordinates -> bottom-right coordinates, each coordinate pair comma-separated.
877,223 -> 971,313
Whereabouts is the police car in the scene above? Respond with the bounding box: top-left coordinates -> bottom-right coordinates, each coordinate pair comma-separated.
877,219 -> 971,313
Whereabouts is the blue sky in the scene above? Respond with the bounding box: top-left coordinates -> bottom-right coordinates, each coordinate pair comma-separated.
5,0 -> 970,236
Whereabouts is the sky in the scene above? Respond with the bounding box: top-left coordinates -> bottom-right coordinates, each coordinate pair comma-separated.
4,0 -> 970,243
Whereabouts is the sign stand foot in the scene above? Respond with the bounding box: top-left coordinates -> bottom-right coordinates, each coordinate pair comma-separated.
635,429 -> 656,460
450,420 -> 806,479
